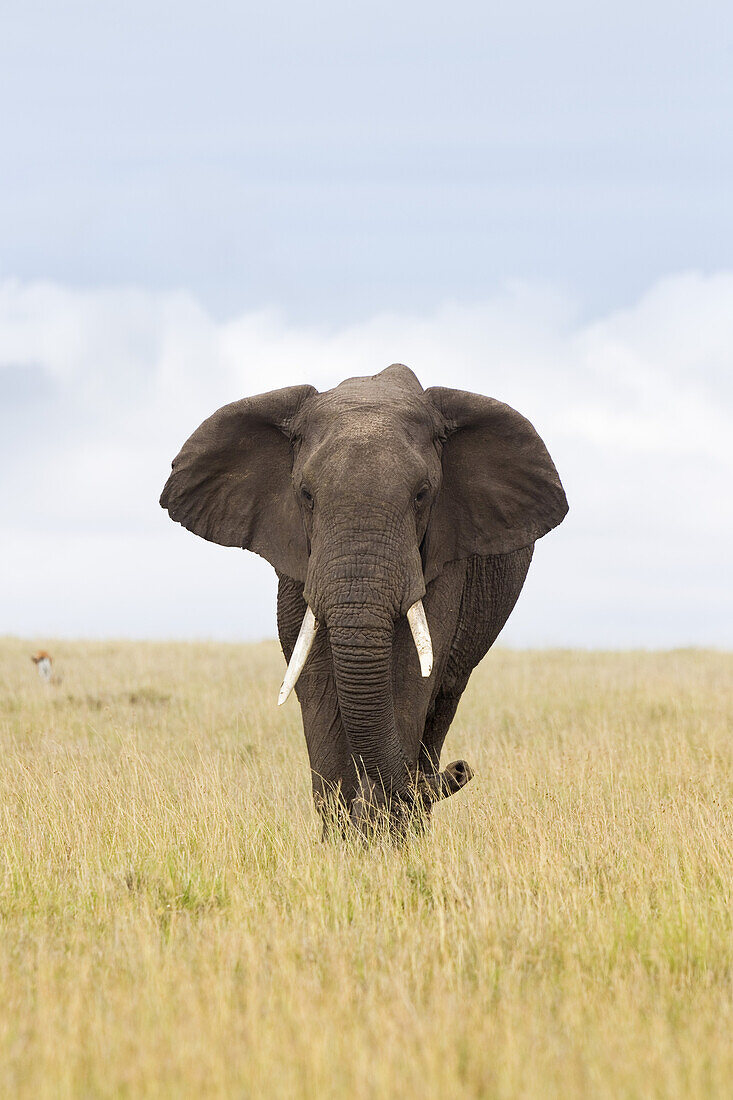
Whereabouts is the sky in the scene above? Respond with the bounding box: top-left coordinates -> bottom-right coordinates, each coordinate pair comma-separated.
1,1 -> 732,647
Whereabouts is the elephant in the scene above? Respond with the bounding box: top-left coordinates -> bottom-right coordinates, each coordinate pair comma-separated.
160,364 -> 568,837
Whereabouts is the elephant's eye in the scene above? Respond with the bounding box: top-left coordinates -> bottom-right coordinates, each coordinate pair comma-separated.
414,486 -> 429,507
301,487 -> 314,510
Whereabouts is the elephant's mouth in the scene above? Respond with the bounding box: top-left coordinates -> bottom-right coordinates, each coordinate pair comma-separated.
277,598 -> 433,706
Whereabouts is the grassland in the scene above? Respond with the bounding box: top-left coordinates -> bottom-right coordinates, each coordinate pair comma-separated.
0,638 -> 731,1098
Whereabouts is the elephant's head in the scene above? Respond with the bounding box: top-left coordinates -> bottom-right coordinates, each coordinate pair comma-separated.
160,364 -> 567,813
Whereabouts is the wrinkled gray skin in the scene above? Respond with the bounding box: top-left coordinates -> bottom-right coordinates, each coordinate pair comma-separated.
160,365 -> 568,837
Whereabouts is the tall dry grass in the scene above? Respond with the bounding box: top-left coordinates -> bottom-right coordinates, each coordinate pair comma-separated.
0,638 -> 731,1097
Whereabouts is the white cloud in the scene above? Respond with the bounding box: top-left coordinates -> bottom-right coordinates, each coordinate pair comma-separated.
1,272 -> 731,646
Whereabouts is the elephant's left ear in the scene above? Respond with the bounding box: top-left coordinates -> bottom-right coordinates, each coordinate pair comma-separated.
160,384 -> 317,581
422,386 -> 568,583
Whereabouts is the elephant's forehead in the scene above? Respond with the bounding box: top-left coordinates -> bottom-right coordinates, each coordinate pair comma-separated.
300,400 -> 435,454
299,385 -> 439,443
293,368 -> 442,476
296,409 -> 442,494
328,362 -> 424,401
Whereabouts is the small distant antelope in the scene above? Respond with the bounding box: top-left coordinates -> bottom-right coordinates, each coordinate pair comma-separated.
31,650 -> 53,683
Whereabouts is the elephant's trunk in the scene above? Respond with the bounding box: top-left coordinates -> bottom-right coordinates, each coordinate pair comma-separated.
327,613 -> 408,801
304,503 -> 423,811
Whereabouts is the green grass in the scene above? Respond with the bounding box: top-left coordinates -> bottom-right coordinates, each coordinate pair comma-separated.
0,639 -> 731,1097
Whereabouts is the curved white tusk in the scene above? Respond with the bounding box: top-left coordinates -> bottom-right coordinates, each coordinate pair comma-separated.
407,600 -> 433,678
278,606 -> 319,705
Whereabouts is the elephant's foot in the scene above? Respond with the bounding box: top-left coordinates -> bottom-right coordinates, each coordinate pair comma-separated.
417,759 -> 474,804
312,776 -> 399,842
348,774 -> 399,839
313,784 -> 353,842
345,760 -> 475,842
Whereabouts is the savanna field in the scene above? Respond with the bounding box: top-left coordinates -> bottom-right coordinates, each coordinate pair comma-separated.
0,639 -> 731,1098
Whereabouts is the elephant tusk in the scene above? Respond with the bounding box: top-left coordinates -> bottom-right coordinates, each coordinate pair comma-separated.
407,599 -> 433,678
278,606 -> 319,705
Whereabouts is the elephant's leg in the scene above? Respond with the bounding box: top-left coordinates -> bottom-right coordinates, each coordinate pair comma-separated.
419,549 -> 535,790
418,684 -> 474,808
384,562 -> 476,819
420,686 -> 465,772
276,574 -> 358,837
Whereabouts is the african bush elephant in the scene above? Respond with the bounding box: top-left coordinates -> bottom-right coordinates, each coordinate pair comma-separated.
161,364 -> 568,836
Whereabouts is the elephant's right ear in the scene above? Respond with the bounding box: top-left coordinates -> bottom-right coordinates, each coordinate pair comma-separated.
160,385 -> 317,581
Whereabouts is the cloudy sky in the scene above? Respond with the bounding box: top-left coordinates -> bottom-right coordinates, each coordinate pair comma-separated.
1,1 -> 731,646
